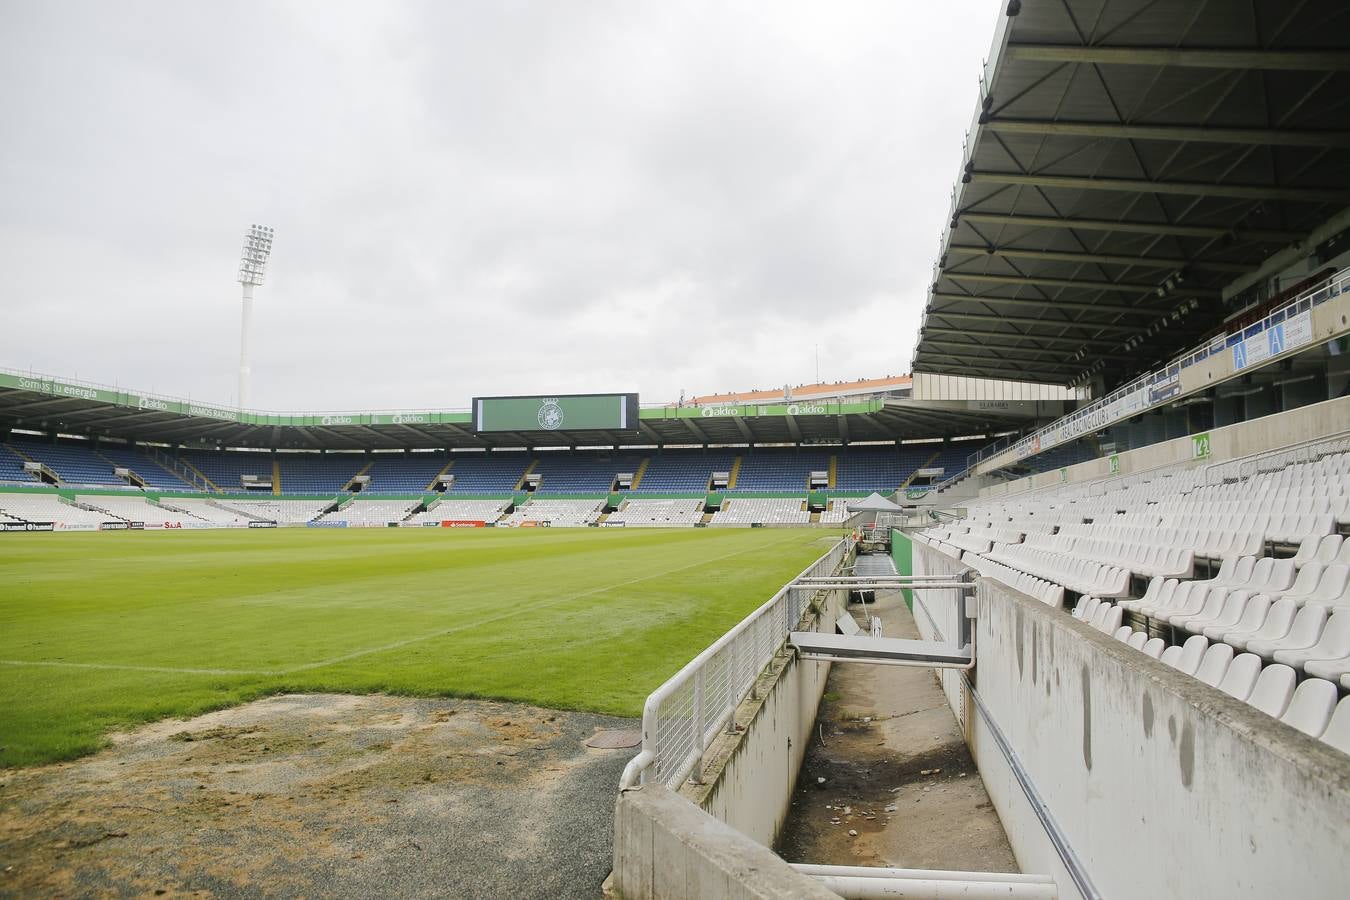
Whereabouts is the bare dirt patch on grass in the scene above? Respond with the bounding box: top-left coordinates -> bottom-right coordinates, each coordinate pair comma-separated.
0,694 -> 636,899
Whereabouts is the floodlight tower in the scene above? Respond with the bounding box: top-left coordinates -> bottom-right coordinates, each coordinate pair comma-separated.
236,224 -> 274,409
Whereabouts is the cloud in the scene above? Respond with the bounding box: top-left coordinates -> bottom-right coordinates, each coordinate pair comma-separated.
0,0 -> 998,412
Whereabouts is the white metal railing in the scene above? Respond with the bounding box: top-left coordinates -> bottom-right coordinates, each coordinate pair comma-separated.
966,266 -> 1350,472
1202,431 -> 1350,485
620,537 -> 853,790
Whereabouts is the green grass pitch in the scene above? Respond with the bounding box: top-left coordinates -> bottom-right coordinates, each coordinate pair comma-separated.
0,527 -> 836,768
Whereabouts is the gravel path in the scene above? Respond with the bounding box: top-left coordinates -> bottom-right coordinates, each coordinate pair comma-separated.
0,694 -> 637,899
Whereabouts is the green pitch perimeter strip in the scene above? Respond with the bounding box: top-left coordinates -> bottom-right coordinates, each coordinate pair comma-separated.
0,527 -> 836,767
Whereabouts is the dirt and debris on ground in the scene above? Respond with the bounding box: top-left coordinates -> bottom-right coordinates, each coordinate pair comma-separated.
0,693 -> 637,899
777,590 -> 1019,874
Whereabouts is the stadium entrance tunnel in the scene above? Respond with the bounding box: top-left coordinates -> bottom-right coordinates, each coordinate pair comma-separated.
0,694 -> 639,900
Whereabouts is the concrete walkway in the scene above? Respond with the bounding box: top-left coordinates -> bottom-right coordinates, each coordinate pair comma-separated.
776,588 -> 1018,873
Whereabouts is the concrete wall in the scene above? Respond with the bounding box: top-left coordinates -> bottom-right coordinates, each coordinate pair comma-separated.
684,588 -> 846,846
912,542 -> 1350,900
612,783 -> 836,900
977,394 -> 1350,500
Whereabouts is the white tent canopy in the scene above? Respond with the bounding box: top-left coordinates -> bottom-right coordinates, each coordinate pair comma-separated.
846,492 -> 905,514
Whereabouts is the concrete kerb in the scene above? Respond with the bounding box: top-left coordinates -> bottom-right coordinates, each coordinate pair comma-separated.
612,783 -> 837,900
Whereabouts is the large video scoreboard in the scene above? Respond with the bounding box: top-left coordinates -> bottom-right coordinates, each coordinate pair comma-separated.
472,393 -> 640,433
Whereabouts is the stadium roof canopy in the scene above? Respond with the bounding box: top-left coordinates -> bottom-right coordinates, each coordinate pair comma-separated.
912,0 -> 1350,389
0,370 -> 1034,451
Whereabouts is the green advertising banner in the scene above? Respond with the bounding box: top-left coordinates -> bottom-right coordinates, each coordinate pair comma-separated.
641,398 -> 883,420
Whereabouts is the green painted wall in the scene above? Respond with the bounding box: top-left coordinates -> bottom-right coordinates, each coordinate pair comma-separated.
890,528 -> 913,609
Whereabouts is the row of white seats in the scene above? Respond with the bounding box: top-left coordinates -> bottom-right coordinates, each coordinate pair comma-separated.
1119,566 -> 1350,673
500,499 -> 603,527
1059,536 -> 1193,578
819,502 -> 852,524
158,497 -> 255,526
320,499 -> 420,526
961,551 -> 1065,607
1074,600 -> 1349,753
709,498 -> 811,525
75,495 -> 197,527
0,493 -> 119,526
607,499 -> 705,526
215,499 -> 331,524
404,500 -> 511,524
984,544 -> 1131,597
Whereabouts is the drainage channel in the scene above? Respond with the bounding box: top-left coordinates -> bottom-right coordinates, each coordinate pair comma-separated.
776,579 -> 1022,886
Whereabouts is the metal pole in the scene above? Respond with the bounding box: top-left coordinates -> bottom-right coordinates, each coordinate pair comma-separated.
807,874 -> 1056,900
238,282 -> 254,409
792,864 -> 1054,884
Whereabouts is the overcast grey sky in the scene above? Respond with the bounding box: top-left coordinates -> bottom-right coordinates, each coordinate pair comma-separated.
0,1 -> 999,411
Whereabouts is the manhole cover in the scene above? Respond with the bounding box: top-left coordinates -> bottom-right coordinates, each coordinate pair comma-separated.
585,729 -> 641,749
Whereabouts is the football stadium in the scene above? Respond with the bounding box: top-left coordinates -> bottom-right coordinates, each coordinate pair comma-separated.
4,1 -> 1350,898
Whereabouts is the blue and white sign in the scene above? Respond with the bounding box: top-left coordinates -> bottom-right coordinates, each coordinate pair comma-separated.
1233,310 -> 1313,372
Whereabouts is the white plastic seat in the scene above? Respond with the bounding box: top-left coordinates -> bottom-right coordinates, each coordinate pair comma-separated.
1217,653 -> 1264,701
1225,599 -> 1298,652
1167,587 -> 1231,629
1112,625 -> 1133,642
1159,645 -> 1184,668
1136,579 -> 1184,618
1247,664 -> 1298,718
1273,613 -> 1350,670
1194,643 -> 1235,687
1173,634 -> 1209,675
1156,584 -> 1213,626
1279,678 -> 1339,737
1186,590 -> 1254,637
1126,631 -> 1148,650
1305,654 -> 1350,682
1097,605 -> 1123,634
1142,637 -> 1166,658
1088,602 -> 1108,629
1321,697 -> 1350,754
1264,561 -> 1323,601
1248,605 -> 1331,660
1260,558 -> 1298,593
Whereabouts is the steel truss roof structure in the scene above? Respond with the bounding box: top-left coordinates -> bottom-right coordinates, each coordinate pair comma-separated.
912,0 -> 1350,388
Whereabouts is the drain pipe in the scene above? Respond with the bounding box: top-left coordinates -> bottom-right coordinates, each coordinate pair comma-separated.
791,863 -> 1056,899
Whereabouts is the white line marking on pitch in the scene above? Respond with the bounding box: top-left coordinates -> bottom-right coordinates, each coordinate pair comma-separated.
281,532 -> 806,674
0,659 -> 268,676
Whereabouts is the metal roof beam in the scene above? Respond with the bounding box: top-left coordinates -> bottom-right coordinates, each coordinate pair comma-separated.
913,350 -> 1077,377
914,361 -> 1070,383
1004,45 -> 1350,72
919,323 -> 1126,348
681,417 -> 710,444
953,212 -> 1302,242
945,272 -> 1152,294
982,118 -> 1350,148
945,245 -> 1251,274
931,291 -> 1157,316
927,307 -> 1154,331
920,337 -> 1134,362
967,171 -> 1348,203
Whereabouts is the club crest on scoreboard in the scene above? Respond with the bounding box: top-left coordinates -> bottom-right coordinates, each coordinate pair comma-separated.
538,398 -> 565,430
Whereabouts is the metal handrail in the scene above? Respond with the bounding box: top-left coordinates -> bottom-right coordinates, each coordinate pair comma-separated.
619,537 -> 853,790
965,266 -> 1350,472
